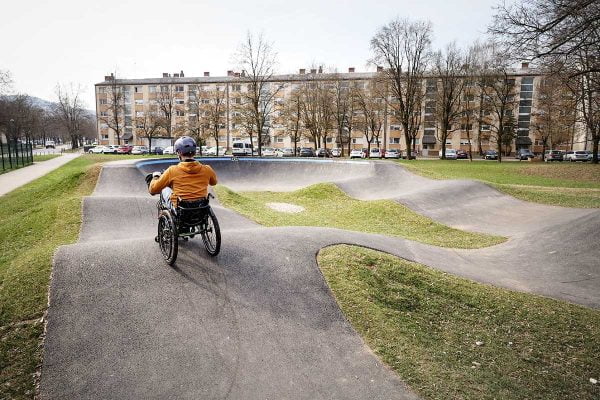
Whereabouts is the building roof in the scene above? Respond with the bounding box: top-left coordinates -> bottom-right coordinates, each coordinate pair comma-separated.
95,67 -> 542,87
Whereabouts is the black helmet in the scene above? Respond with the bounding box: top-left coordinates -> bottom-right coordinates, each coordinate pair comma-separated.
174,136 -> 197,154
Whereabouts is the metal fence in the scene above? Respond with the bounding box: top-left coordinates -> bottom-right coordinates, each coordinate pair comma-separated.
1,140 -> 34,172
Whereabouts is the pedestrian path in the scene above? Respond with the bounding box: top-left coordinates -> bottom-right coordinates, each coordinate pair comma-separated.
0,153 -> 80,196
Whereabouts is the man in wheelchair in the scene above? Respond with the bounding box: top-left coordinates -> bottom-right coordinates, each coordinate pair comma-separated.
146,136 -> 218,220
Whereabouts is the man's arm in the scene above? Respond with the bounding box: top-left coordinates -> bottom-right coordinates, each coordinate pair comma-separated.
149,168 -> 172,195
207,166 -> 217,186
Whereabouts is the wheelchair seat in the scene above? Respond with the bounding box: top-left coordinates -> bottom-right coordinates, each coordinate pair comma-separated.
176,198 -> 209,228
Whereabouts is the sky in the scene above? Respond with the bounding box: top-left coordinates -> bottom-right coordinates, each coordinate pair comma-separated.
1,0 -> 500,108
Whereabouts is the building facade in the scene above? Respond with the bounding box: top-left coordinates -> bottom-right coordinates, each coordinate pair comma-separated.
95,64 -> 582,155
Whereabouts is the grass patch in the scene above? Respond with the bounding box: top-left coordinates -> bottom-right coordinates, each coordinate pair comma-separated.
318,245 -> 600,400
397,160 -> 600,208
215,183 -> 506,249
0,157 -> 101,398
33,154 -> 60,162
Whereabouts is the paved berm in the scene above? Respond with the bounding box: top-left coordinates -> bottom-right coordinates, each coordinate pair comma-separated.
40,158 -> 599,399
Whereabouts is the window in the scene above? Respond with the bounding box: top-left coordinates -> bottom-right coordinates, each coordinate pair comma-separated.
160,85 -> 169,92
351,138 -> 363,144
425,101 -> 436,114
175,110 -> 185,117
519,106 -> 531,114
136,111 -> 144,117
505,110 -> 513,117
135,99 -> 144,105
176,99 -> 185,105
390,124 -> 401,131
175,86 -> 184,92
521,77 -> 534,85
480,124 -> 491,131
100,123 -> 108,129
460,139 -> 472,145
134,86 -> 143,93
463,94 -> 475,102
149,86 -> 157,93
99,99 -> 108,105
231,84 -> 241,92
99,111 -> 108,117
201,99 -> 210,104
389,137 -> 401,144
520,91 -> 533,99
461,123 -> 473,131
520,84 -> 533,92
276,137 -> 284,143
98,87 -> 106,93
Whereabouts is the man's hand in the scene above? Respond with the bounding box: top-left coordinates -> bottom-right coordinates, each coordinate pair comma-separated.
152,171 -> 162,179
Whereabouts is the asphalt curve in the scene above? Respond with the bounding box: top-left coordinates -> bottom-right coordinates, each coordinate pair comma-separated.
39,158 -> 599,399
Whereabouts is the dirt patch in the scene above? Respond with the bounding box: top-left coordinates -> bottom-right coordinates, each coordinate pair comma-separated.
519,163 -> 600,184
266,202 -> 305,213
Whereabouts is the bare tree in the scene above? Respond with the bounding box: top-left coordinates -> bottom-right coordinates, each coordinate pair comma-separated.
234,31 -> 283,156
97,73 -> 125,145
490,0 -> 599,73
279,86 -> 304,155
331,76 -> 352,156
354,79 -> 385,156
0,69 -> 12,96
299,73 -> 335,150
135,103 -> 161,152
155,84 -> 178,142
433,43 -> 467,159
478,47 -> 519,162
54,84 -> 86,148
199,84 -> 227,156
371,18 -> 432,159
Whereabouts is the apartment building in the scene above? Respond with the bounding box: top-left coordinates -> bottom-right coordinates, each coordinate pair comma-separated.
95,64 -> 565,155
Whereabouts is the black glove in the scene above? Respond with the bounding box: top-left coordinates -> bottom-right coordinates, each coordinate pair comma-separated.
145,173 -> 153,187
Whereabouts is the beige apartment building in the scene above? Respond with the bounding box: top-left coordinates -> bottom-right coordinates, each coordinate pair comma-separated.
95,64 -> 582,156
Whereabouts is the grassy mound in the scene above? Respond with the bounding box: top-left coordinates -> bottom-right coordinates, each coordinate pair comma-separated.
215,183 -> 506,249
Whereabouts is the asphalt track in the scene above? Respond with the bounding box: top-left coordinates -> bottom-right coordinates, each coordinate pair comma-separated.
40,158 -> 600,399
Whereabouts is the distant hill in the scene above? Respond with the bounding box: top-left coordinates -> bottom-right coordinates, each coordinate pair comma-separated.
3,95 -> 95,117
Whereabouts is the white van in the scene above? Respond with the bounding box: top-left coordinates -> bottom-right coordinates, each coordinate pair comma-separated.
232,141 -> 253,156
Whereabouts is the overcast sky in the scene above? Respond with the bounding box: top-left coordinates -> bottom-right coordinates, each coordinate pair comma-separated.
1,0 -> 500,108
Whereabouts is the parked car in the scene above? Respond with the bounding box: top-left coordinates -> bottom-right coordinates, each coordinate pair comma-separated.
316,148 -> 332,157
350,149 -> 364,159
131,146 -> 149,155
103,145 -> 119,154
483,150 -> 498,160
299,147 -> 315,157
544,150 -> 564,162
568,150 -> 590,162
117,145 -> 134,154
150,146 -> 164,155
456,149 -> 468,159
587,151 -> 599,161
516,148 -> 535,160
439,149 -> 458,159
331,148 -> 342,157
369,148 -> 381,158
45,140 -> 55,149
402,150 -> 418,159
163,146 -> 175,155
88,146 -> 106,154
278,148 -> 295,157
262,147 -> 277,157
384,149 -> 400,159
205,146 -> 226,156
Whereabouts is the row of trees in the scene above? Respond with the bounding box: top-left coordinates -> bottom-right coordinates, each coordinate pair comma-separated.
0,71 -> 95,149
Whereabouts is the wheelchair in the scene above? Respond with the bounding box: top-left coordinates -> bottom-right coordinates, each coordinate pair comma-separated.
155,192 -> 221,266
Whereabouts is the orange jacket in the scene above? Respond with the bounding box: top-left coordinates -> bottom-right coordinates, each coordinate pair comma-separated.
149,160 -> 217,206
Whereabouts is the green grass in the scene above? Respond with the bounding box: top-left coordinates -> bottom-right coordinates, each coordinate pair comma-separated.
318,245 -> 600,400
33,154 -> 60,162
0,157 -> 101,398
215,183 -> 506,249
397,160 -> 600,207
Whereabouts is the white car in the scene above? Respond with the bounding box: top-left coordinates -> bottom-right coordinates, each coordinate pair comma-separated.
103,145 -> 119,154
163,146 -> 175,155
384,149 -> 400,159
369,148 -> 381,158
205,146 -> 226,156
88,146 -> 106,154
262,147 -> 277,157
331,148 -> 342,157
440,149 -> 458,159
131,146 -> 149,155
278,148 -> 295,157
350,149 -> 364,159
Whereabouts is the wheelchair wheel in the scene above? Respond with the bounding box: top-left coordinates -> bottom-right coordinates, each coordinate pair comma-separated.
201,208 -> 221,256
158,210 -> 178,265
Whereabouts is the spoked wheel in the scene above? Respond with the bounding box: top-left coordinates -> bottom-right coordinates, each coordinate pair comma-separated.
201,208 -> 221,256
158,210 -> 178,265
